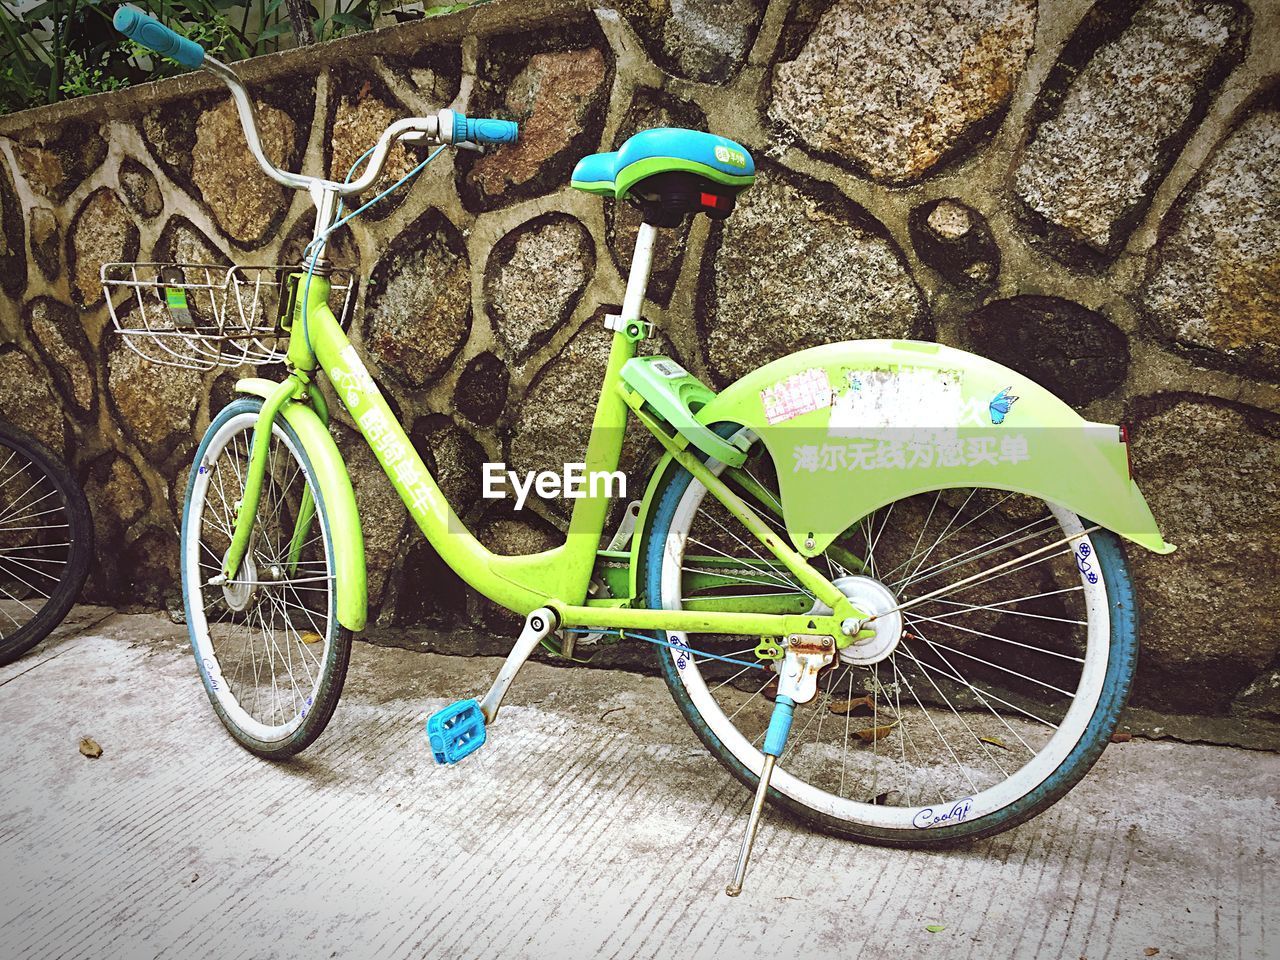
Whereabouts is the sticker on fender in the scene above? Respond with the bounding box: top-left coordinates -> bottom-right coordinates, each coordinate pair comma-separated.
761,368 -> 833,424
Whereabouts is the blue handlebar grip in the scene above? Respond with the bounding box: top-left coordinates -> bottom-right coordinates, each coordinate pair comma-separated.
113,7 -> 205,70
452,113 -> 519,145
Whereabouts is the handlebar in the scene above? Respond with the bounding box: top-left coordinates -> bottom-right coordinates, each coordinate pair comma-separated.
112,6 -> 517,199
113,8 -> 205,69
448,112 -> 519,145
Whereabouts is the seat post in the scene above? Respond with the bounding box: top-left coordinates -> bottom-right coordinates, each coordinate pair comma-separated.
620,222 -> 658,323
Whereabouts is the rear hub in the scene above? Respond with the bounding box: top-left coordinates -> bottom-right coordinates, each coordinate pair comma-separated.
811,575 -> 903,666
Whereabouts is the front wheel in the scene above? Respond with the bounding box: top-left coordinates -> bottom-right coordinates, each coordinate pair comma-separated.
181,398 -> 351,759
644,431 -> 1139,846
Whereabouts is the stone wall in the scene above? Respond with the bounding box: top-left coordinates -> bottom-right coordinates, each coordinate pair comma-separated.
0,0 -> 1277,718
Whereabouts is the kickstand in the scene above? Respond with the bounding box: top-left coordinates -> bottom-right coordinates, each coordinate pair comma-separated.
476,607 -> 558,723
725,635 -> 835,896
726,696 -> 793,896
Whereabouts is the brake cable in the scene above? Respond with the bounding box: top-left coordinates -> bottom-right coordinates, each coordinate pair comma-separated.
559,627 -> 769,671
298,141 -> 448,354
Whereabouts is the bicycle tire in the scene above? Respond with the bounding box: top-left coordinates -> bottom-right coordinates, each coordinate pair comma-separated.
642,431 -> 1139,847
180,398 -> 351,759
0,420 -> 93,666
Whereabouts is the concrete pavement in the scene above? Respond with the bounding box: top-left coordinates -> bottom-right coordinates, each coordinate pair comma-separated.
0,608 -> 1275,960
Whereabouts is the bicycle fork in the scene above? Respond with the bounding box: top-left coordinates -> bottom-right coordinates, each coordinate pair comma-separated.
725,634 -> 835,897
221,375 -> 320,582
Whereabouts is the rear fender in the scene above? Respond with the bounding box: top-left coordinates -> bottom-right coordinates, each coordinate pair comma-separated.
629,340 -> 1173,594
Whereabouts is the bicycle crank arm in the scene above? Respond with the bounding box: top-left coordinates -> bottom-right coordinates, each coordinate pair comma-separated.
477,607 -> 558,723
725,638 -> 834,896
427,608 -> 558,764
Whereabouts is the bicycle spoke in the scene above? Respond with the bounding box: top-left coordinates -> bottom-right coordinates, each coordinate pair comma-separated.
890,532 -> 1096,617
907,608 -> 1087,662
882,492 -> 1021,584
892,653 -> 947,805
907,619 -> 1038,756
0,560 -> 55,597
0,504 -> 68,527
895,514 -> 1058,592
726,674 -> 776,725
838,667 -> 855,798
904,629 -> 1075,698
900,640 -> 1060,730
897,639 -> 1010,783
0,477 -> 50,524
902,488 -> 977,588
0,582 -> 40,617
701,507 -> 812,598
920,591 -> 1086,625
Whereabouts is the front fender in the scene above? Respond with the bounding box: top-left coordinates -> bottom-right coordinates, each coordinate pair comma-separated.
630,339 -> 1173,594
236,378 -> 368,632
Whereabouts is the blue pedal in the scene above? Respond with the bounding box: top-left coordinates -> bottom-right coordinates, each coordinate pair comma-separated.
426,698 -> 487,764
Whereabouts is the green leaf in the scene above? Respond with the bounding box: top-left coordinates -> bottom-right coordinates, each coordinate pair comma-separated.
925,925 -> 945,934
256,21 -> 293,41
23,1 -> 60,21
329,11 -> 368,28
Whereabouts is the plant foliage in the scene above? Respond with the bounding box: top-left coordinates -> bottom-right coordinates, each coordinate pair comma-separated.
0,0 -> 490,114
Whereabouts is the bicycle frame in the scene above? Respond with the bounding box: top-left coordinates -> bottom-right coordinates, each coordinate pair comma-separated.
219,222 -> 865,641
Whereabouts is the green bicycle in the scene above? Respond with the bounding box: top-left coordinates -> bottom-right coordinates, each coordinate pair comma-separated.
107,9 -> 1174,894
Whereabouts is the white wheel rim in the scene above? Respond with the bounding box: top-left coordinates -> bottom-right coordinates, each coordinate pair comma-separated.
184,411 -> 335,744
660,463 -> 1111,832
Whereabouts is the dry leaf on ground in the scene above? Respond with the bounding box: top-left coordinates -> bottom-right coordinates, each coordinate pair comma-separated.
854,722 -> 898,743
828,695 -> 875,716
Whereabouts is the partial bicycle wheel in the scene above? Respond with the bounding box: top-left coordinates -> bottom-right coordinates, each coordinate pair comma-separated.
0,420 -> 93,666
181,398 -> 350,758
644,427 -> 1138,846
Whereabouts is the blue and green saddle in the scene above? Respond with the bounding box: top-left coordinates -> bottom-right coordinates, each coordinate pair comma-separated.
571,128 -> 755,201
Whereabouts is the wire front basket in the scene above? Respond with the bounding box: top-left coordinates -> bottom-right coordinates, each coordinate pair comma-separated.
102,263 -> 356,371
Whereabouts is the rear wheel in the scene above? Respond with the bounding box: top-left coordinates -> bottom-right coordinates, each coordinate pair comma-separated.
0,421 -> 93,666
644,430 -> 1138,846
181,398 -> 350,758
